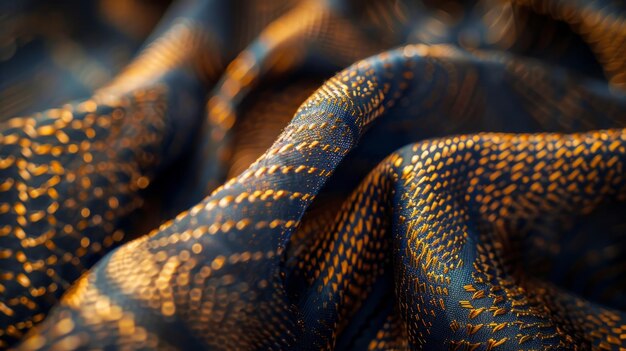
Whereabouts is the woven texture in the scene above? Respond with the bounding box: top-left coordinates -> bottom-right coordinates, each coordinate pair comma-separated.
1,0 -> 626,349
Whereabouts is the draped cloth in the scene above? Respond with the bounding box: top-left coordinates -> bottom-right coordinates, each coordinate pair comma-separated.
1,0 -> 626,350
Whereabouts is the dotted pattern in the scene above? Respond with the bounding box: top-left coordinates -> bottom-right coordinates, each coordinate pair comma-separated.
1,0 -> 412,344
227,81 -> 320,179
0,92 -> 166,346
197,0 -> 393,193
13,44 -> 626,350
0,16 -> 223,347
390,131 -> 626,350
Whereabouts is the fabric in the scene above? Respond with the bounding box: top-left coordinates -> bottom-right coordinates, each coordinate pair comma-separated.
1,0 -> 626,350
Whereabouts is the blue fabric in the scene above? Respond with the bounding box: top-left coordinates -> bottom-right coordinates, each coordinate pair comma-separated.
1,0 -> 626,349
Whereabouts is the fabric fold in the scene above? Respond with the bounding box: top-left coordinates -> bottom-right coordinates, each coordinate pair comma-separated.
2,1 -> 626,350
13,46 -> 626,350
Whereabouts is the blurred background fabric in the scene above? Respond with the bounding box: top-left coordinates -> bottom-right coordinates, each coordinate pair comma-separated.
1,0 -> 626,349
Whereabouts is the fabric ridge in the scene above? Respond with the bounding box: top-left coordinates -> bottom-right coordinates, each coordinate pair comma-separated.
1,0 -> 626,350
